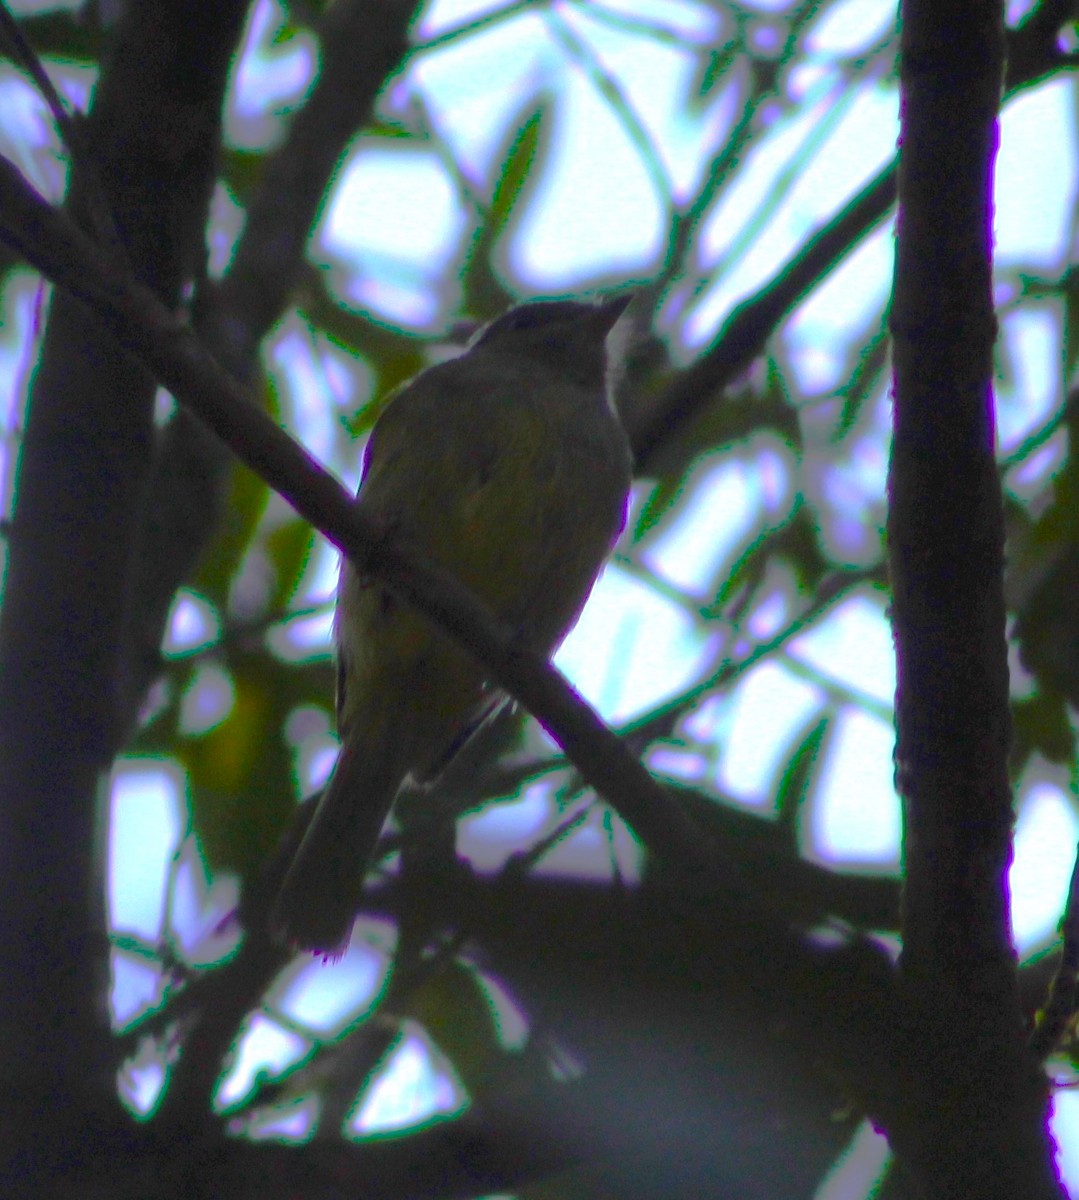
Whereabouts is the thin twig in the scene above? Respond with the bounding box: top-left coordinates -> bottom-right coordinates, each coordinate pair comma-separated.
0,0 -> 122,255
1031,842 -> 1079,1059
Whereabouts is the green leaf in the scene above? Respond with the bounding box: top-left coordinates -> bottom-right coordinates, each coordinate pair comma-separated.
17,12 -> 104,62
775,717 -> 829,834
219,149 -> 266,207
183,670 -> 283,875
1011,690 -> 1075,774
461,104 -> 547,315
632,469 -> 688,542
490,108 -> 544,231
180,646 -> 334,879
193,461 -> 269,608
693,40 -> 740,101
715,501 -> 830,613
300,286 -> 427,427
265,518 -> 315,612
403,959 -> 503,1099
833,316 -> 890,439
1013,537 -> 1079,708
1063,264 -> 1079,385
637,356 -> 802,499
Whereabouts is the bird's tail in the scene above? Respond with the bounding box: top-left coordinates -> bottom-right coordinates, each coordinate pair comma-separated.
270,728 -> 413,957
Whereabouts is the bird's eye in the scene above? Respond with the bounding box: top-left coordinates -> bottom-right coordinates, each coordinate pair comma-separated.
505,309 -> 538,331
476,301 -> 577,347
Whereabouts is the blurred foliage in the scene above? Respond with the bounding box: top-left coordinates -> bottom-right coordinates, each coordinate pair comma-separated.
4,0 -> 1078,1193
114,0 -> 1073,1152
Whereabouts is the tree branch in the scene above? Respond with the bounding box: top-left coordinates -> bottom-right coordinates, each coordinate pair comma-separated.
886,0 -> 1061,1195
0,151 -> 740,905
0,0 -> 247,1142
121,0 -> 423,725
630,0 -> 1078,474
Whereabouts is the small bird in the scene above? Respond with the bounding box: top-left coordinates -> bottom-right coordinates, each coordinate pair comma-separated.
270,296 -> 634,955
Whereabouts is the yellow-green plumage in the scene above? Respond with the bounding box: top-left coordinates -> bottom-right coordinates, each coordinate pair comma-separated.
270,298 -> 633,955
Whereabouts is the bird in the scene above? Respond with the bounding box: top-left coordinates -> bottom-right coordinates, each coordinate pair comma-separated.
269,295 -> 634,955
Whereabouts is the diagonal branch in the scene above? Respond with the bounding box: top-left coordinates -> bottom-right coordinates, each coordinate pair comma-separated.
0,152 -> 738,903
631,0 -> 1079,474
